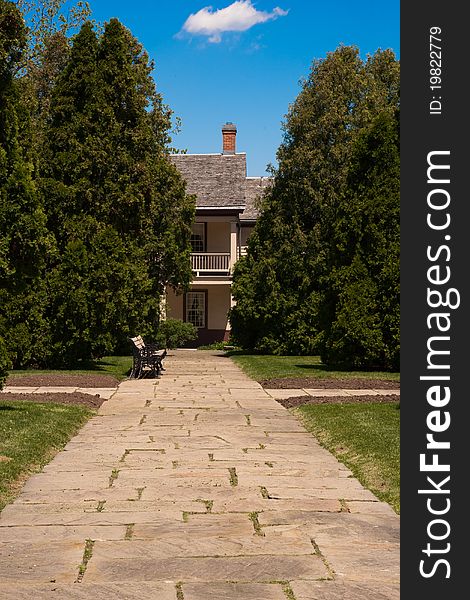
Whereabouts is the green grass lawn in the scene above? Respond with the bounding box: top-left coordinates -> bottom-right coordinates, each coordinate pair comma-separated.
0,400 -> 94,510
296,402 -> 400,513
229,353 -> 400,382
9,355 -> 132,381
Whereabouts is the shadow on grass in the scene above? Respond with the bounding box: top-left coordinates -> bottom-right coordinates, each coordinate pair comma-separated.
10,355 -> 132,379
74,357 -> 133,378
222,351 -> 386,370
222,350 -> 264,357
292,363 -> 389,373
11,358 -> 112,372
294,363 -> 333,371
52,358 -> 114,372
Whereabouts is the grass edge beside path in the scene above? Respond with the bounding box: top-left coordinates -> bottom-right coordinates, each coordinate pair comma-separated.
229,353 -> 400,382
0,400 -> 95,511
295,402 -> 400,514
8,355 -> 132,382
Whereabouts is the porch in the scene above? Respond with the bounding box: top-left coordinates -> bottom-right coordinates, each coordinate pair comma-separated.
166,284 -> 232,346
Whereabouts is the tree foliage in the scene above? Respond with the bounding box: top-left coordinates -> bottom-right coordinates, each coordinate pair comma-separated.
1,7 -> 194,367
15,0 -> 92,162
0,0 -> 53,366
319,109 -> 400,369
17,0 -> 91,103
230,46 -> 400,369
41,20 -> 194,365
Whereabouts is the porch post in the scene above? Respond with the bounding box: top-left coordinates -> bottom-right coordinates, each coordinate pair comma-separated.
230,221 -> 238,274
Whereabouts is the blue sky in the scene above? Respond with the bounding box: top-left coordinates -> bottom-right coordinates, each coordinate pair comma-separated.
77,1 -> 399,175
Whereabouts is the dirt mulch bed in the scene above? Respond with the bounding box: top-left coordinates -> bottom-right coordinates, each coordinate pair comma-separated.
0,392 -> 106,409
2,373 -> 118,409
6,374 -> 120,388
260,377 -> 400,390
277,394 -> 400,409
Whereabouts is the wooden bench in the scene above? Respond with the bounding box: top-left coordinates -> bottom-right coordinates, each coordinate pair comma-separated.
129,336 -> 167,379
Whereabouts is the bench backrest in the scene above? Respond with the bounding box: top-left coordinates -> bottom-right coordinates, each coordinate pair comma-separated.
130,335 -> 145,349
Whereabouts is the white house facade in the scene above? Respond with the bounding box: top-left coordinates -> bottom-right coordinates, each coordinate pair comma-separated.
166,123 -> 270,345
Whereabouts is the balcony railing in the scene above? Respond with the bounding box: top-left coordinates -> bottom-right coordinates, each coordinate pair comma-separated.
191,253 -> 231,276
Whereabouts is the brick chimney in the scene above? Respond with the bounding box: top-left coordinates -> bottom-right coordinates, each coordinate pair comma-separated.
222,122 -> 237,154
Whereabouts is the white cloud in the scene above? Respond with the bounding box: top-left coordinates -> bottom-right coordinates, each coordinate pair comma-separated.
180,1 -> 288,43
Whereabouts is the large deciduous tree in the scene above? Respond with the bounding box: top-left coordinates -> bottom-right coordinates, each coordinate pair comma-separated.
230,46 -> 399,369
15,0 -> 92,163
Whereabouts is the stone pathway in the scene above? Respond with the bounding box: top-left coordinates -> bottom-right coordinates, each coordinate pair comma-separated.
0,350 -> 399,599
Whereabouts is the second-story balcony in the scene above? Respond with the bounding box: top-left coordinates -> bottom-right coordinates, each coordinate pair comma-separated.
191,252 -> 231,277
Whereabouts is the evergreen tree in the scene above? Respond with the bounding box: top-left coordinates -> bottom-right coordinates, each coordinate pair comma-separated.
230,46 -> 399,368
319,109 -> 400,369
41,20 -> 193,365
96,18 -> 194,294
0,0 -> 52,366
41,21 -> 102,233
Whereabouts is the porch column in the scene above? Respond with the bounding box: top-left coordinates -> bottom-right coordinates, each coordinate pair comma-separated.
230,221 -> 238,274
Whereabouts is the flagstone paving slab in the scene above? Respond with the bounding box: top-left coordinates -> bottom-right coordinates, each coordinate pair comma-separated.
132,513 -> 255,540
85,554 -> 328,582
260,512 -> 400,542
212,497 -> 343,514
266,388 -> 311,399
1,386 -> 41,393
290,580 -> 400,600
0,350 -> 399,597
0,583 -> 178,599
0,541 -> 84,583
0,525 -> 127,542
182,582 -> 287,599
310,541 -> 400,582
91,527 -> 314,558
0,509 -> 178,527
12,487 -> 148,504
264,485 -> 378,501
17,472 -> 111,492
346,500 -> 398,515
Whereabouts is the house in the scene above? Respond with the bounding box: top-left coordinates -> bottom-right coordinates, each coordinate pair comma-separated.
166,123 -> 270,345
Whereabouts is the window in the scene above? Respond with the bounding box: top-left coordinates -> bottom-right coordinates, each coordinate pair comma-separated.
191,223 -> 205,252
185,291 -> 206,328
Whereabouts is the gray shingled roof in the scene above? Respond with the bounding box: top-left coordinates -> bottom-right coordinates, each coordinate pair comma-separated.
170,153 -> 247,208
242,176 -> 271,220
